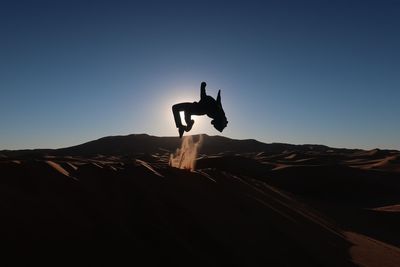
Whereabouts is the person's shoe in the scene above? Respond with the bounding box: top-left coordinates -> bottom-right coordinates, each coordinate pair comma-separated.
178,127 -> 185,138
186,120 -> 195,131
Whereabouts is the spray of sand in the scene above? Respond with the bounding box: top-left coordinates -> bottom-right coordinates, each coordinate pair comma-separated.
169,135 -> 203,171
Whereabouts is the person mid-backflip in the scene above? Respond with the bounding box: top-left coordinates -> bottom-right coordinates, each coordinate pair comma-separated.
172,82 -> 228,138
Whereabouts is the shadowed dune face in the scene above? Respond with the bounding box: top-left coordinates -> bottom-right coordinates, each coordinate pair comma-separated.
266,165 -> 400,205
0,157 -> 357,266
0,134 -> 399,265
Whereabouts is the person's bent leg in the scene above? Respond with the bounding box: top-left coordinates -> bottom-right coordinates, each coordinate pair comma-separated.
184,111 -> 195,131
172,103 -> 194,137
172,103 -> 185,128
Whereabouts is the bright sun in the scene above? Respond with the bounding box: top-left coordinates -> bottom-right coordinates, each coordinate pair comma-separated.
178,111 -> 209,134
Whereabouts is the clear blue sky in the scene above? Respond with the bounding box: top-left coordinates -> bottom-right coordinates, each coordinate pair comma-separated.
1,0 -> 399,150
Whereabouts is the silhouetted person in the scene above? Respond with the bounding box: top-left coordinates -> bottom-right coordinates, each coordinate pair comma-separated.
172,82 -> 228,138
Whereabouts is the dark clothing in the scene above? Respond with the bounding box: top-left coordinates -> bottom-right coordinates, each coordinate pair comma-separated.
193,96 -> 220,117
172,82 -> 227,137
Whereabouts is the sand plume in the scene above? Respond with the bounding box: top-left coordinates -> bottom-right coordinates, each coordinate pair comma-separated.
169,135 -> 203,171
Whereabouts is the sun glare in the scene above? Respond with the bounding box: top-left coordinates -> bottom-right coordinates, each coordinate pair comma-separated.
179,111 -> 207,131
179,111 -> 186,126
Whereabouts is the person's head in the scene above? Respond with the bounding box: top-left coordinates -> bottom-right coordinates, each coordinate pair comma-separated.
211,90 -> 228,132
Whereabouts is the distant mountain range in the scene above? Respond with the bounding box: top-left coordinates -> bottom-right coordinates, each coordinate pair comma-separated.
1,134 -> 370,157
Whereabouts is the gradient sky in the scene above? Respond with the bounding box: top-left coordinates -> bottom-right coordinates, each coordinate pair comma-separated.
1,0 -> 399,150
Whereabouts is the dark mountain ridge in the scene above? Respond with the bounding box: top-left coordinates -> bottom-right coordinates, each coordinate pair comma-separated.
1,133 -> 372,157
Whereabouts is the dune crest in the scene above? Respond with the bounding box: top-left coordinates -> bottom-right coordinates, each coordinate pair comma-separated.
169,135 -> 203,171
46,160 -> 70,177
372,204 -> 400,213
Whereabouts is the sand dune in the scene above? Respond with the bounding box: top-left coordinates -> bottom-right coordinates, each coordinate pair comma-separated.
0,134 -> 399,265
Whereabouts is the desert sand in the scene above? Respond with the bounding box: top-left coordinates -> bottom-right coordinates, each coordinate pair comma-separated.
0,134 -> 399,266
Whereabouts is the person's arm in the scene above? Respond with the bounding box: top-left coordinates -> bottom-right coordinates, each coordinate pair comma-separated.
200,82 -> 206,100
